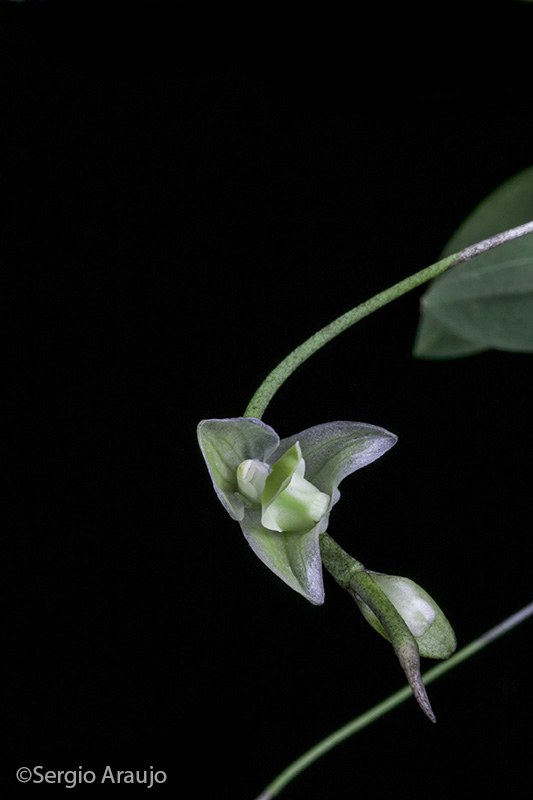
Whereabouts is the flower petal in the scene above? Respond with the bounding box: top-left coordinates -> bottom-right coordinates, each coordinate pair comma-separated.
240,509 -> 327,604
272,421 -> 398,507
197,417 -> 279,520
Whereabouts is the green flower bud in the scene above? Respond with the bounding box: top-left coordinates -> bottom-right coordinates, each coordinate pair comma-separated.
355,572 -> 456,659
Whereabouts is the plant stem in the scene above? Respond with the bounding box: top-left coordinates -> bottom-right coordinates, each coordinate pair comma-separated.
243,220 -> 533,420
252,601 -> 533,800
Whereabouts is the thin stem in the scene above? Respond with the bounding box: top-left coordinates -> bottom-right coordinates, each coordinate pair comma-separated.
243,220 -> 533,420
253,601 -> 533,800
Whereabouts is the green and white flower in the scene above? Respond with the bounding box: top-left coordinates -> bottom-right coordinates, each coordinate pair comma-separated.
197,417 -> 397,604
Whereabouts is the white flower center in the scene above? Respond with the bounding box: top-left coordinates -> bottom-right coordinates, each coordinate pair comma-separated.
237,443 -> 330,533
236,459 -> 271,505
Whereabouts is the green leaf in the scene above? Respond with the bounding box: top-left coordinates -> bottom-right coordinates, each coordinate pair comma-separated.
414,166 -> 533,359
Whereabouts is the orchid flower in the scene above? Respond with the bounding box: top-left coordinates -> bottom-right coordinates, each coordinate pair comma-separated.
197,417 -> 397,604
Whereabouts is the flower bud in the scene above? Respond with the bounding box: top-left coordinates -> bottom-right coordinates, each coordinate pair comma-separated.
355,572 -> 456,659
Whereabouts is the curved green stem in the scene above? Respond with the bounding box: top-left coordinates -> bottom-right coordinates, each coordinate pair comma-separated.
252,601 -> 533,800
243,220 -> 533,420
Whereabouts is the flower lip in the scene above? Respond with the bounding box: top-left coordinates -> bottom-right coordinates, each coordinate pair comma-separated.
261,442 -> 331,532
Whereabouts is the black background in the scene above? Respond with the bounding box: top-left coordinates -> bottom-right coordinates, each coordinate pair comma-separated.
6,7 -> 533,799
